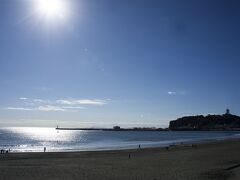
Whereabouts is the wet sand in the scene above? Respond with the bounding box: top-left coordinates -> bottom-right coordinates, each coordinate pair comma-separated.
1,139 -> 240,180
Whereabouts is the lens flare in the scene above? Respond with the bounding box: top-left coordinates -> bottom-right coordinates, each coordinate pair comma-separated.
35,0 -> 68,20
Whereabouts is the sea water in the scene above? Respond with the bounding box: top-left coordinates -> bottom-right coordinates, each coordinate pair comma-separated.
0,127 -> 239,152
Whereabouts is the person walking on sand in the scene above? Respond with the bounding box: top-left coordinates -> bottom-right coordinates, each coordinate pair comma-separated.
44,147 -> 46,152
138,144 -> 141,149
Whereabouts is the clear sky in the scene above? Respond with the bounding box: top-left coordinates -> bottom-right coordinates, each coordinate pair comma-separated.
0,0 -> 240,127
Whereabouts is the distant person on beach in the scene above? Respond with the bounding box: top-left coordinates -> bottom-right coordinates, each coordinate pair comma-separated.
128,153 -> 131,159
138,144 -> 141,149
44,147 -> 46,152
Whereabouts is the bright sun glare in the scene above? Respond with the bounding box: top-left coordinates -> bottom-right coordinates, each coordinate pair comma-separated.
35,0 -> 68,20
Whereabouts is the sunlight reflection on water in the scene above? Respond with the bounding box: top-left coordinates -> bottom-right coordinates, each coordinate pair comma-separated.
2,127 -> 89,152
0,127 -> 239,152
7,127 -> 77,141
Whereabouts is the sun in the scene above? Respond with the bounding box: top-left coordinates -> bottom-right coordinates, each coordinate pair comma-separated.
35,0 -> 68,20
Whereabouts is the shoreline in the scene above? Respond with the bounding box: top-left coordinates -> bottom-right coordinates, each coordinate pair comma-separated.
3,136 -> 240,154
4,135 -> 240,153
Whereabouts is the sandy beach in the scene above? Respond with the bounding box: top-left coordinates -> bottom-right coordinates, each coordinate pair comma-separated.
1,139 -> 240,180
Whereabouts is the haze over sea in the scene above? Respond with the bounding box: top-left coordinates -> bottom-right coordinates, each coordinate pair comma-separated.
0,127 -> 239,152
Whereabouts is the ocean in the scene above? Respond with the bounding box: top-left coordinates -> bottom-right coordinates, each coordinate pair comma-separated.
0,127 -> 239,152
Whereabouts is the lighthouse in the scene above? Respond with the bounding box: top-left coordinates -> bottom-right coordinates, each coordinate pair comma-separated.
226,108 -> 230,115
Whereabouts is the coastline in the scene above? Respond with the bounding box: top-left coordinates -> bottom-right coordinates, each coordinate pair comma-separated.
0,130 -> 240,153
1,138 -> 240,180
1,127 -> 239,153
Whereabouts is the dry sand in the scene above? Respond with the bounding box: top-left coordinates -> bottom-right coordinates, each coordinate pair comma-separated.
1,139 -> 240,180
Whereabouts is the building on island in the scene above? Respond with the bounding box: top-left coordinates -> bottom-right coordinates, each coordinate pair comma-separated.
226,108 -> 230,115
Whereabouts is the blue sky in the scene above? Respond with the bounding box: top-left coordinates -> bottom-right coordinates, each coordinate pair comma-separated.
0,0 -> 240,127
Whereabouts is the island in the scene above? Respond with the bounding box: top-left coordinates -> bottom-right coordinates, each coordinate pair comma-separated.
169,109 -> 240,131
